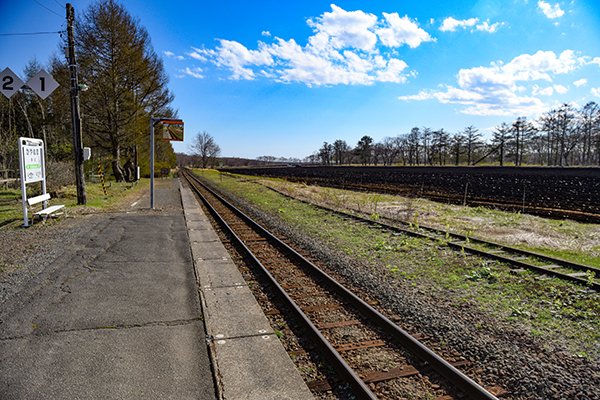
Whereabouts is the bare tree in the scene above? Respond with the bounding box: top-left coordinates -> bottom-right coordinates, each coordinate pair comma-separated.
578,102 -> 599,165
378,136 -> 402,166
463,126 -> 481,165
407,127 -> 420,165
431,129 -> 449,165
355,135 -> 374,165
450,132 -> 464,166
492,123 -> 512,166
318,142 -> 333,165
191,131 -> 221,168
421,127 -> 432,165
511,117 -> 536,166
333,139 -> 350,165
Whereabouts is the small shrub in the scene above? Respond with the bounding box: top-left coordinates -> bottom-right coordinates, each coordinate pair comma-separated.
46,161 -> 75,193
465,265 -> 498,283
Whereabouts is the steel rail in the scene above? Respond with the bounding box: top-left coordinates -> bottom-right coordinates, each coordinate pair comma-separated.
183,170 -> 378,399
183,169 -> 499,400
249,180 -> 599,291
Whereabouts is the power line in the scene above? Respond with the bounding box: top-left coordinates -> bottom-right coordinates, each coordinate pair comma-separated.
33,0 -> 62,18
0,30 -> 64,36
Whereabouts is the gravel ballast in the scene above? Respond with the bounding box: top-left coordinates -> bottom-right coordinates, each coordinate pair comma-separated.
204,176 -> 600,400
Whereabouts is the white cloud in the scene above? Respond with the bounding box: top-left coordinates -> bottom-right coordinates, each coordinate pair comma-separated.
532,85 -> 554,96
375,58 -> 409,83
261,31 -> 271,37
188,48 -> 207,61
553,84 -> 568,94
180,67 -> 204,79
398,91 -> 434,101
376,13 -> 434,48
573,78 -> 587,87
399,50 -> 585,116
537,1 -> 565,19
307,4 -> 378,51
164,50 -> 185,60
211,39 -> 273,80
440,17 -> 478,32
591,88 -> 600,97
192,4 -> 433,86
475,20 -> 503,33
439,17 -> 503,33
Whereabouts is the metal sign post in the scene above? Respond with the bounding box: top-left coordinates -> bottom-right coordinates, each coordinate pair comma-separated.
18,137 -> 46,227
150,117 -> 184,209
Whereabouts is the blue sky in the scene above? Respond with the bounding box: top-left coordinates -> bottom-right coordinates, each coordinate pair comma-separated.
2,1 -> 600,158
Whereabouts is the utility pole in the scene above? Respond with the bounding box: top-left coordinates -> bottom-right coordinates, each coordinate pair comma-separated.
66,3 -> 86,205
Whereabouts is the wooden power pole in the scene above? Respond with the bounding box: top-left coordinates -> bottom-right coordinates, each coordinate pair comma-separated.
66,3 -> 86,205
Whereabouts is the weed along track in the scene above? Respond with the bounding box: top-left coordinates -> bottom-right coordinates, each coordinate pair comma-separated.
250,180 -> 600,291
183,169 -> 501,399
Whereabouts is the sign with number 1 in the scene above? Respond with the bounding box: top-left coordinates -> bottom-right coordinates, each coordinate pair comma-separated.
26,69 -> 59,99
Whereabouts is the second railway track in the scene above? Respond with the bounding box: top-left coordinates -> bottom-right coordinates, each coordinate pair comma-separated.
183,169 -> 501,400
237,175 -> 600,291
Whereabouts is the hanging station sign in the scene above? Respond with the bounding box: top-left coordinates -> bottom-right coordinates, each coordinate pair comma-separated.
157,118 -> 184,141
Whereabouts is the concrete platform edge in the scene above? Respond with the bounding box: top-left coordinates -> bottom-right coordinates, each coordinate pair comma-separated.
179,179 -> 314,400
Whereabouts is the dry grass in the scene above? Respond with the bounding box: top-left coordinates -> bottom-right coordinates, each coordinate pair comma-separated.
251,177 -> 600,263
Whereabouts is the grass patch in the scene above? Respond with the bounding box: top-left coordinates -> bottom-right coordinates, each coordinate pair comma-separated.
0,179 -> 149,227
238,175 -> 600,269
196,169 -> 600,360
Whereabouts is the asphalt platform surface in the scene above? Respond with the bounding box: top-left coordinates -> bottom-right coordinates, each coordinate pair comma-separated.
0,179 -> 216,399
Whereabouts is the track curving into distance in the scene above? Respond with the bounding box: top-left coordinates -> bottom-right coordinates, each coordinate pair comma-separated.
183,169 -> 499,400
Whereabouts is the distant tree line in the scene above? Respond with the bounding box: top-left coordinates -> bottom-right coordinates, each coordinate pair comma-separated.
306,102 -> 600,167
0,0 -> 176,186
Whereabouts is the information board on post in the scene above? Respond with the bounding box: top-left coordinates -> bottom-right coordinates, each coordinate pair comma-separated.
22,141 -> 45,183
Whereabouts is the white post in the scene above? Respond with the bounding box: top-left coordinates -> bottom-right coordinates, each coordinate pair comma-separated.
41,144 -> 47,209
18,139 -> 28,227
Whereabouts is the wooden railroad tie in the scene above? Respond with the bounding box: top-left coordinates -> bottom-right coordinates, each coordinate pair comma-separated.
335,339 -> 386,352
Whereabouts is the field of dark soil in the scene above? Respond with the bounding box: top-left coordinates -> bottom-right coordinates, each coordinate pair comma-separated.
219,166 -> 600,222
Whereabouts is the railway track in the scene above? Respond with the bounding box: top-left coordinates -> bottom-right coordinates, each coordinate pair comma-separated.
182,169 -> 500,400
328,181 -> 599,223
245,178 -> 600,292
217,167 -> 600,223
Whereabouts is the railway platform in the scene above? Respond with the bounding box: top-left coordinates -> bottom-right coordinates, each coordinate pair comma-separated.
0,178 -> 311,399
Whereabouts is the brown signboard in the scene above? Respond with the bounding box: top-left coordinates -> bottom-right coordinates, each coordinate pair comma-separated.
158,118 -> 184,141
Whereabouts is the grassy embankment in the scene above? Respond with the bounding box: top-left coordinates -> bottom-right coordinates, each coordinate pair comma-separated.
0,178 -> 149,228
194,169 -> 600,360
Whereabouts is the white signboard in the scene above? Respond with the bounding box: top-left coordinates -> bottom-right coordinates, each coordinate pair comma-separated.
19,138 -> 45,183
0,67 -> 25,99
19,137 -> 47,227
26,69 -> 59,99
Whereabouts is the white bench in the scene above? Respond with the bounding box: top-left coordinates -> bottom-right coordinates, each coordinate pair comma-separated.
27,193 -> 65,224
